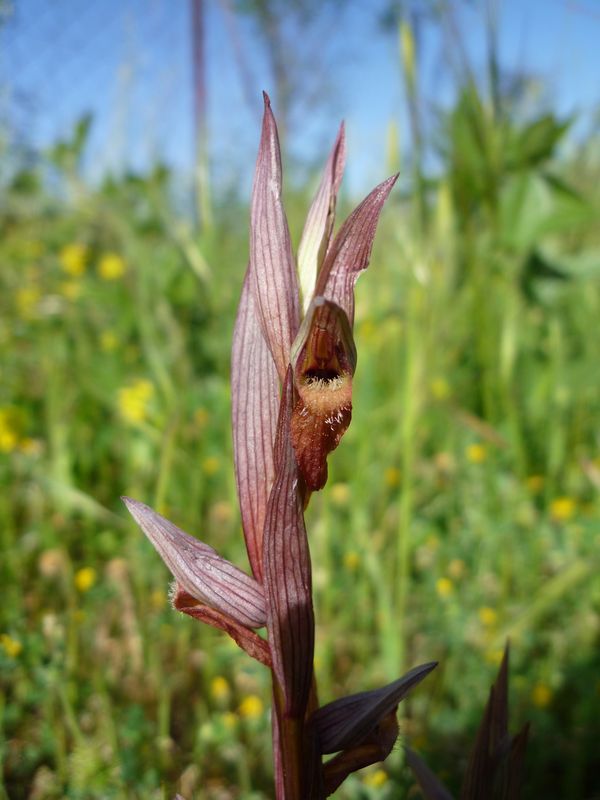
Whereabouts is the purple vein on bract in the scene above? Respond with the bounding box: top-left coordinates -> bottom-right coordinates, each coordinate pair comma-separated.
231,272 -> 279,583
314,173 -> 399,326
249,92 -> 300,382
122,497 -> 267,629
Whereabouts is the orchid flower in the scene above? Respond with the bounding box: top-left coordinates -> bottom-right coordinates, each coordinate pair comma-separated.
123,93 -> 436,799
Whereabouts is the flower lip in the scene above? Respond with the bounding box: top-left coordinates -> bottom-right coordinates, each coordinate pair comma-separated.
290,297 -> 357,491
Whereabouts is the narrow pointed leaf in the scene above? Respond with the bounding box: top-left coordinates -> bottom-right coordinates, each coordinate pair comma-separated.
298,122 -> 346,312
323,711 -> 399,795
289,297 -> 356,491
250,92 -> 300,380
122,497 -> 266,629
405,748 -> 455,800
314,174 -> 398,325
173,587 -> 271,666
232,272 -> 279,582
506,723 -> 530,800
263,369 -> 314,717
312,661 -> 437,754
460,643 -> 516,800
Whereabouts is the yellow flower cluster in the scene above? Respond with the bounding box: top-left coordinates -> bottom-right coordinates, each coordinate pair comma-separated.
58,243 -> 126,282
117,379 -> 154,424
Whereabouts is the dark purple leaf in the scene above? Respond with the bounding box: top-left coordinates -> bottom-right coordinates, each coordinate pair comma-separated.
312,661 -> 437,754
322,711 -> 399,795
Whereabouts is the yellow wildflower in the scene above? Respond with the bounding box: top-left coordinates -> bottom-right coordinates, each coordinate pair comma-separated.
210,676 -> 231,702
363,768 -> 388,788
0,408 -> 20,453
150,589 -> 167,610
19,437 -> 42,456
194,407 -> 209,428
531,682 -> 552,709
384,467 -> 401,488
478,606 -> 498,627
220,711 -> 237,730
466,443 -> 487,464
74,567 -> 97,592
435,577 -> 454,598
430,377 -> 450,400
550,497 -> 576,522
100,330 -> 119,352
16,286 -> 41,318
98,252 -> 126,281
59,280 -> 82,301
117,379 -> 154,424
202,456 -> 220,476
0,634 -> 22,658
343,551 -> 360,572
238,694 -> 263,719
484,648 -> 504,666
59,243 -> 88,277
526,475 -> 544,493
330,482 -> 350,506
448,558 -> 466,579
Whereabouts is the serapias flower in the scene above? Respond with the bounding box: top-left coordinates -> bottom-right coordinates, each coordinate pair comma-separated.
123,93 -> 434,799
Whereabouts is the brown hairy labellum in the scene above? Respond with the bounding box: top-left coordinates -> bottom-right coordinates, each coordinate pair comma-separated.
290,297 -> 356,491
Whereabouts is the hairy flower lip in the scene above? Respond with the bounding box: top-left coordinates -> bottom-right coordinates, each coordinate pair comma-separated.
290,296 -> 356,491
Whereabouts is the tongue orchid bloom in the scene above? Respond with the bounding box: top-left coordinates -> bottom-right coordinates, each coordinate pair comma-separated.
123,93 -> 436,799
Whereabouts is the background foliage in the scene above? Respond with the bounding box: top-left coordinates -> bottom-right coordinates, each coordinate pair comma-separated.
1,2 -> 600,798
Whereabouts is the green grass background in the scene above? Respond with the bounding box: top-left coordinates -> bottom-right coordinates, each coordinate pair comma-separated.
2,31 -> 600,800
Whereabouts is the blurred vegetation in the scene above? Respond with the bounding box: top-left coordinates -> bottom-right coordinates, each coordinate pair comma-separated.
2,8 -> 600,800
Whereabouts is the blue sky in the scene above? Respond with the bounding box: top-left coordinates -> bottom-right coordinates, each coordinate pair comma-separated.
2,0 -> 599,199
